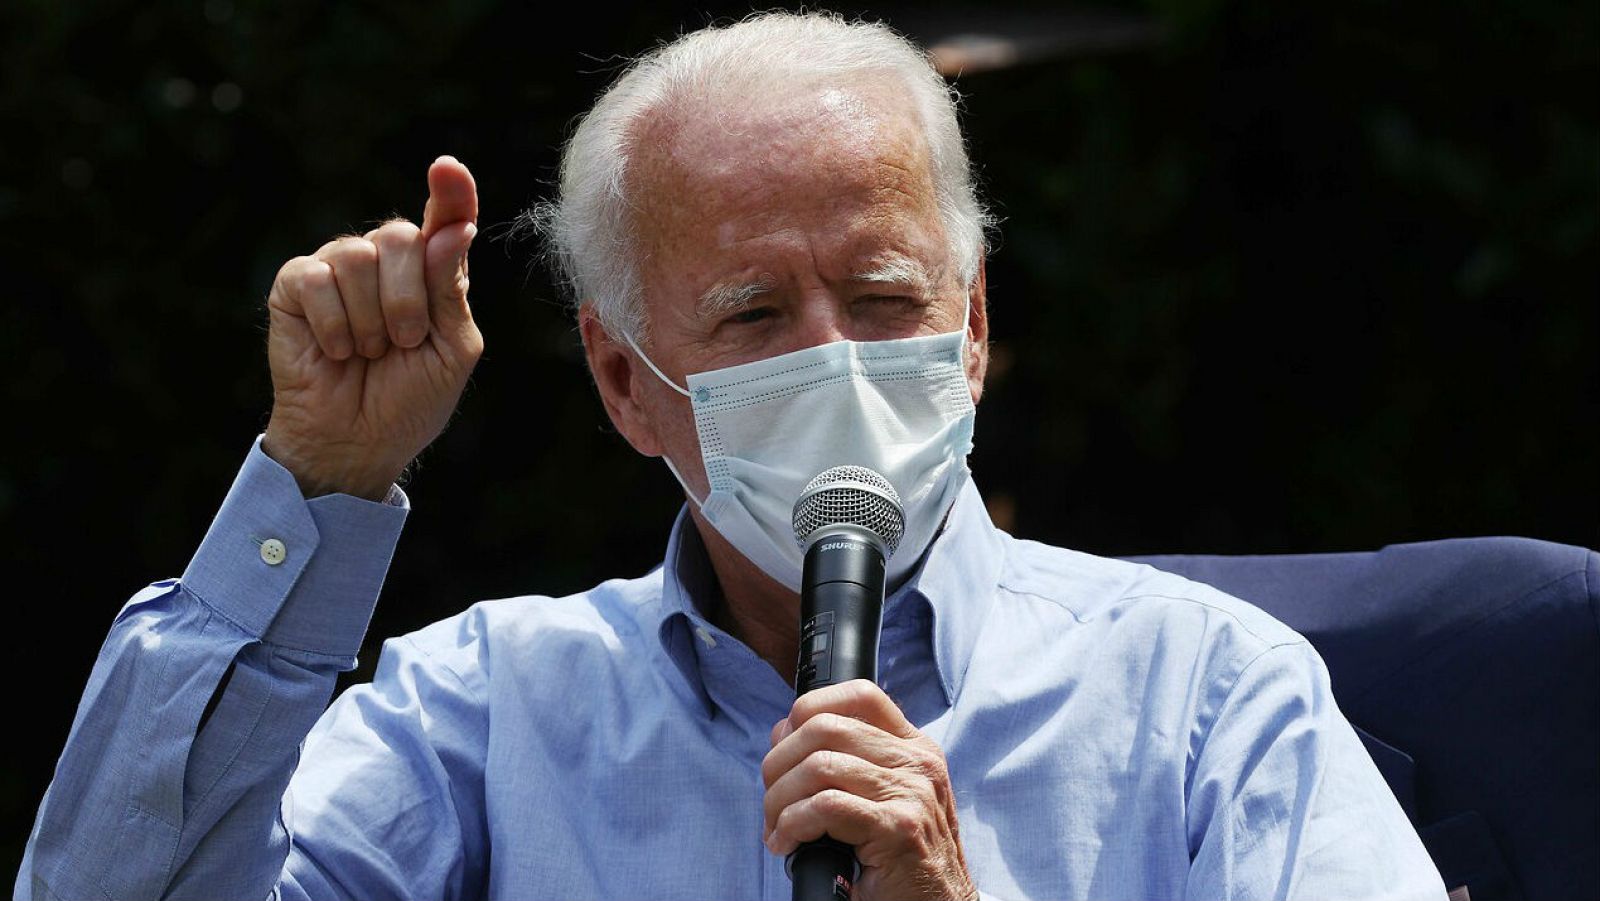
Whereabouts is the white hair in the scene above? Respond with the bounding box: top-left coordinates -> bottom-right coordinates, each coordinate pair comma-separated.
522,10 -> 994,342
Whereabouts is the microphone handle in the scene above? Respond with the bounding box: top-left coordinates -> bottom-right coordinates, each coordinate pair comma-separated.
789,526 -> 886,901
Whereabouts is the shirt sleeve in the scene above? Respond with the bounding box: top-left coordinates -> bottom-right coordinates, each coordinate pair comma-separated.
15,436 -> 408,901
1184,641 -> 1449,901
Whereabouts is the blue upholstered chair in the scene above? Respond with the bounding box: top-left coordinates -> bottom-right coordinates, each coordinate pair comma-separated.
1130,537 -> 1599,901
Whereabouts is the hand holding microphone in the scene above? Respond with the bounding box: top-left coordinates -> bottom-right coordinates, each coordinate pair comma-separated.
763,467 -> 978,901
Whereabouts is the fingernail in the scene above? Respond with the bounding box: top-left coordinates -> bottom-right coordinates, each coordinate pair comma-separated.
397,322 -> 426,347
435,154 -> 458,165
458,224 -> 477,273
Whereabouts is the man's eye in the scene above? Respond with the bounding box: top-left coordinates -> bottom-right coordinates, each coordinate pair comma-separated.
859,295 -> 921,310
726,307 -> 773,325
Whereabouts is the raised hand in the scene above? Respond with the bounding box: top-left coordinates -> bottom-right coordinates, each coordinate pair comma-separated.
262,156 -> 483,501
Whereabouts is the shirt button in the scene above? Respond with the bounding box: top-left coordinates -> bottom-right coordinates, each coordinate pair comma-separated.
694,626 -> 717,648
259,538 -> 287,566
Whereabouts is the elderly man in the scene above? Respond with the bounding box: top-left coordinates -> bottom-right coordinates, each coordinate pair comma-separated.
19,12 -> 1445,901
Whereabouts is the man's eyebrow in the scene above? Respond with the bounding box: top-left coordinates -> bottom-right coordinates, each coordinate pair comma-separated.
696,277 -> 776,318
850,255 -> 934,295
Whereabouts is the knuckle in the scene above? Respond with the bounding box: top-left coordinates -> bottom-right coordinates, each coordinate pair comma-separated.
905,770 -> 938,805
773,799 -> 801,829
372,218 -> 421,243
842,678 -> 877,701
295,259 -> 333,296
919,746 -> 951,780
306,303 -> 344,332
271,258 -> 311,306
890,805 -> 920,832
805,712 -> 844,741
345,236 -> 379,264
771,808 -> 799,842
789,693 -> 820,723
889,805 -> 928,846
275,255 -> 312,284
791,684 -> 857,724
814,788 -> 853,817
828,680 -> 872,712
806,748 -> 844,779
320,236 -> 377,267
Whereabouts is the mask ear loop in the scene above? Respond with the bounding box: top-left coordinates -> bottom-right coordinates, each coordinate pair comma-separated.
658,453 -> 709,508
624,333 -> 692,398
958,288 -> 974,362
622,332 -> 710,506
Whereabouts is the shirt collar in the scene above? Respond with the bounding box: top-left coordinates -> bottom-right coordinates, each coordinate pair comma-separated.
656,508 -> 720,718
654,476 -> 1005,711
892,476 -> 1005,704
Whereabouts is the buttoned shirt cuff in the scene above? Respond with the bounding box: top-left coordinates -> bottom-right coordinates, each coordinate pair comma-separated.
180,434 -> 409,658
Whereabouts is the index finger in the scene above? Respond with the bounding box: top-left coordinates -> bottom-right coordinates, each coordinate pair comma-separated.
778,679 -> 916,746
761,711 -> 910,791
420,155 -> 478,241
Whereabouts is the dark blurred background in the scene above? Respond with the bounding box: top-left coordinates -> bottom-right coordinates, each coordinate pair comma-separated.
2,0 -> 1595,876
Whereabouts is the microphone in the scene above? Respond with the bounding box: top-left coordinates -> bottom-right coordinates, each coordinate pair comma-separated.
786,466 -> 906,901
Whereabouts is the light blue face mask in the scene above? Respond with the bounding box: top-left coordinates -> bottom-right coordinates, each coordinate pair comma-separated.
628,300 -> 976,592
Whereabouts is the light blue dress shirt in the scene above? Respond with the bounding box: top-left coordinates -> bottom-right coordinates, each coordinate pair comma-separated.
18,437 -> 1446,900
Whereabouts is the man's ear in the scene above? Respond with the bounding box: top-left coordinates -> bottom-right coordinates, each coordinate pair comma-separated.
965,253 -> 990,404
578,304 -> 665,458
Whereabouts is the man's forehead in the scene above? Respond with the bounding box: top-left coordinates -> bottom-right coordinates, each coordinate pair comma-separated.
630,78 -> 929,198
624,76 -> 947,312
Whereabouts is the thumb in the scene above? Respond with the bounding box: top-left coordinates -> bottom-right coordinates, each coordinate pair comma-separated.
425,219 -> 477,335
420,155 -> 478,241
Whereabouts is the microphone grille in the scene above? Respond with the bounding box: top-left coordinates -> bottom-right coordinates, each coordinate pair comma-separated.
792,465 -> 906,555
